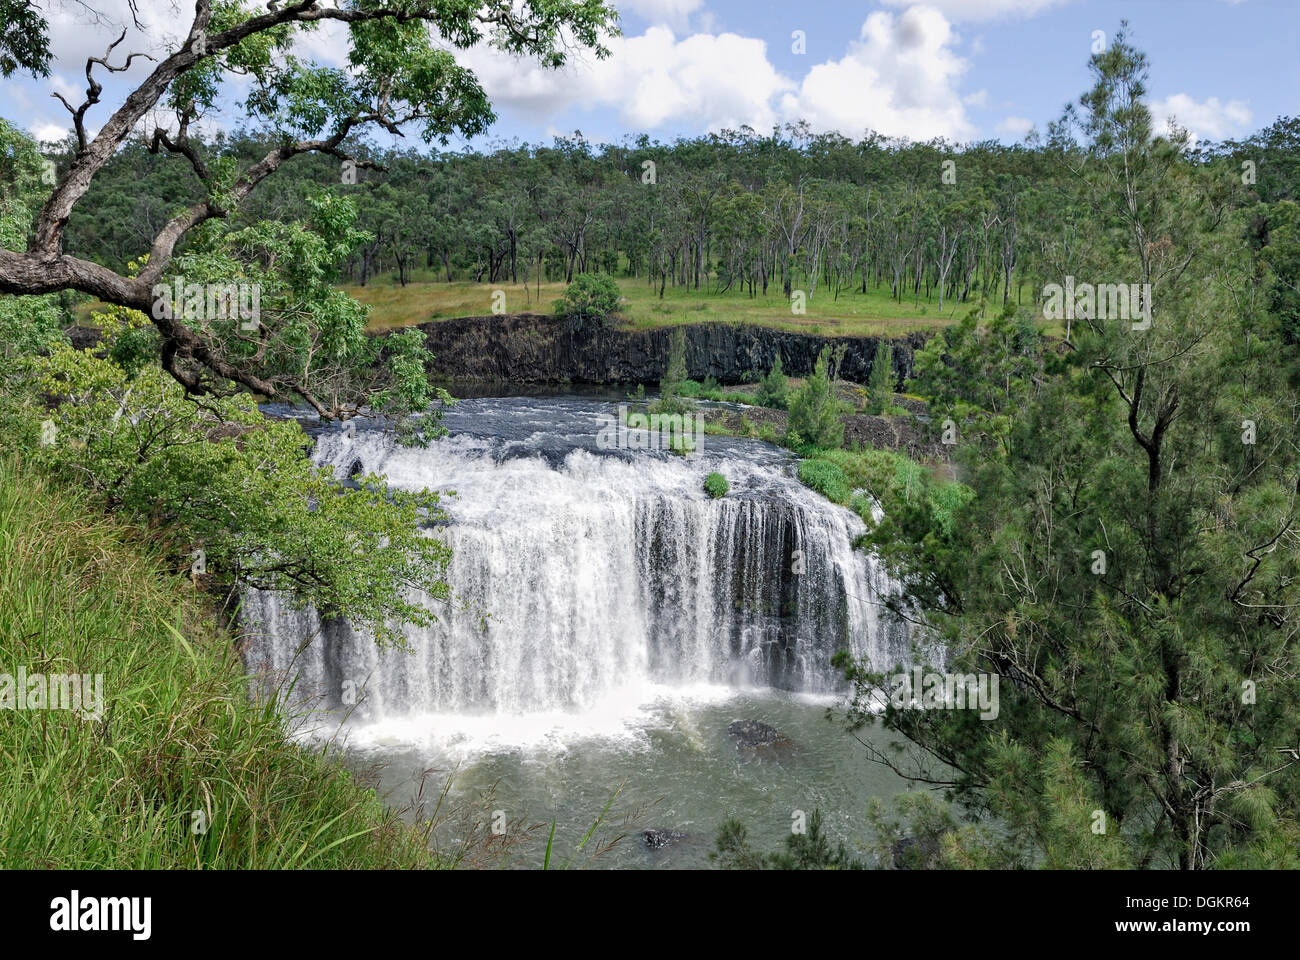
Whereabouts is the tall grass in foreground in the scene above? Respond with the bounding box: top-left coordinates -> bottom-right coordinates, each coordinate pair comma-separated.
0,457 -> 442,869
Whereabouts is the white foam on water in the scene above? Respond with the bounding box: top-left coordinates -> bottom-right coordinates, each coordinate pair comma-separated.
241,400 -> 912,755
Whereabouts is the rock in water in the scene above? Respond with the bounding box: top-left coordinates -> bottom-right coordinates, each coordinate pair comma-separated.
642,829 -> 686,850
727,719 -> 794,758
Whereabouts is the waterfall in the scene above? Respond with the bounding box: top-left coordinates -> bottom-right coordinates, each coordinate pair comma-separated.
241,398 -> 911,725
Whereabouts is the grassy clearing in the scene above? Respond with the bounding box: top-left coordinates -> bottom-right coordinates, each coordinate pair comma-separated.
0,456 -> 442,869
75,272 -> 1051,339
350,272 -> 1029,337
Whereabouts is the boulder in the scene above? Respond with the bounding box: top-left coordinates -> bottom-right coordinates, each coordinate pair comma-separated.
642,829 -> 686,850
727,719 -> 794,758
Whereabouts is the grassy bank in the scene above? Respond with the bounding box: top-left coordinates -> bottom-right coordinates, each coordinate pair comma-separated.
74,273 -> 1056,340
348,274 -> 984,337
796,446 -> 970,532
0,457 -> 440,869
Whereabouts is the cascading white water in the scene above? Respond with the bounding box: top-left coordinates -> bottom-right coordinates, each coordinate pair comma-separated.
241,397 -> 911,728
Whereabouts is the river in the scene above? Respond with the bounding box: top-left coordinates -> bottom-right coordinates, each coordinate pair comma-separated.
242,394 -> 920,868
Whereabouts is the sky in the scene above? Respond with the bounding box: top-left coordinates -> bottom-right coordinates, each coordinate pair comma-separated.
2,0 -> 1297,152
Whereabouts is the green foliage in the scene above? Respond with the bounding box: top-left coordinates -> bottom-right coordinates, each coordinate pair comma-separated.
703,471 -> 729,498
754,354 -> 789,409
785,347 -> 846,449
649,328 -> 694,416
711,809 -> 865,870
153,192 -> 452,440
12,327 -> 452,647
909,306 -> 1038,458
866,340 -> 894,414
797,458 -> 852,505
0,458 -> 442,868
1260,200 -> 1300,346
554,272 -> 622,332
0,120 -> 64,366
0,0 -> 51,77
673,378 -> 752,404
863,792 -> 1017,869
846,26 -> 1300,869
797,447 -> 973,571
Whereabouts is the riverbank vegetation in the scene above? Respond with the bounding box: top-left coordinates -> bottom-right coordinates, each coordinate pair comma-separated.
0,456 -> 443,868
826,31 -> 1300,870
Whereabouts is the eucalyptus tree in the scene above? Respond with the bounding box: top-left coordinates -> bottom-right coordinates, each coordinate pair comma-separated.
764,178 -> 813,299
0,0 -> 619,420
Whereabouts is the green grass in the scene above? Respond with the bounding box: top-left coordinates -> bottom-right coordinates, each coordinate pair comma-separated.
350,272 -> 1015,337
0,455 -> 443,869
797,457 -> 856,505
76,271 -> 1050,339
796,446 -> 971,534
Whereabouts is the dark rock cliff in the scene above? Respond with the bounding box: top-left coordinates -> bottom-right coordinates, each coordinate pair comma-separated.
412,314 -> 931,386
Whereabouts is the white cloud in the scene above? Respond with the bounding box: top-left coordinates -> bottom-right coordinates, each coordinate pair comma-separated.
31,121 -> 72,143
462,26 -> 791,134
39,0 -> 183,73
615,0 -> 704,32
49,73 -> 82,102
13,2 -> 982,147
880,0 -> 1067,21
1149,93 -> 1252,146
463,8 -> 978,143
963,88 -> 987,107
777,7 -> 974,141
996,115 -> 1033,137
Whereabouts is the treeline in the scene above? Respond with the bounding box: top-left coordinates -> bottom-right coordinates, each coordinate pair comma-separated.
51,117 -> 1300,312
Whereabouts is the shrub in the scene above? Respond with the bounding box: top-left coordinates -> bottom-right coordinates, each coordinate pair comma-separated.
786,347 -> 846,449
704,471 -> 729,498
554,273 -> 621,332
866,340 -> 894,414
755,354 -> 789,409
650,329 -> 695,416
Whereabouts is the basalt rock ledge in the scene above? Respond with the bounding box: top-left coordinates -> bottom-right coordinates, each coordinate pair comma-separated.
410,313 -> 928,386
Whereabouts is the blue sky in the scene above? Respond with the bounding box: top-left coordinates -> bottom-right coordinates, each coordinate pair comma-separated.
2,0 -> 1296,151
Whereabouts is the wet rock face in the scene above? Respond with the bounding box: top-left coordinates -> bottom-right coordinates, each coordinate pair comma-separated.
412,314 -> 929,386
727,719 -> 794,759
